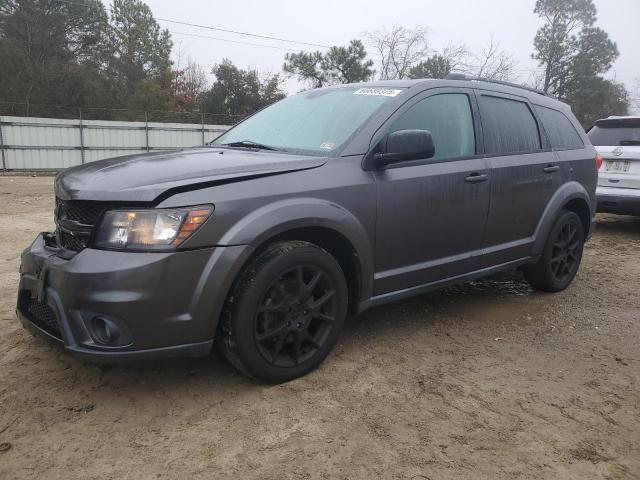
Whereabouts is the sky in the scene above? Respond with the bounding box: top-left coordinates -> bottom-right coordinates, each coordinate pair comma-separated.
140,0 -> 639,107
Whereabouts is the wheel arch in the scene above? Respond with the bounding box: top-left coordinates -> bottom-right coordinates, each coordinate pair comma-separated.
563,197 -> 592,237
228,195 -> 375,312
203,198 -> 374,333
532,181 -> 594,257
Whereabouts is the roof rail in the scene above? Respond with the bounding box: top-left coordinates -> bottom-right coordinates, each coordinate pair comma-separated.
445,73 -> 554,97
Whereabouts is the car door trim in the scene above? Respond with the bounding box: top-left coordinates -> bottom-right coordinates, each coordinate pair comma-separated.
361,256 -> 532,312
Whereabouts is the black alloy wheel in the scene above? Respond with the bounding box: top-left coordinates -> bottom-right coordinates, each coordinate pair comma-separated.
549,221 -> 581,283
219,241 -> 348,383
255,265 -> 337,368
523,210 -> 585,292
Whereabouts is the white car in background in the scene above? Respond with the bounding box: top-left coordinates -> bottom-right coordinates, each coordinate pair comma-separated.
588,116 -> 640,216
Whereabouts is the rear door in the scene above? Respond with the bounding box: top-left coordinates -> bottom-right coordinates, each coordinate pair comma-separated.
372,88 -> 491,295
475,90 -> 559,266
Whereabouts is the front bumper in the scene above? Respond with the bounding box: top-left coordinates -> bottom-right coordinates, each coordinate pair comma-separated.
596,186 -> 640,216
16,234 -> 249,362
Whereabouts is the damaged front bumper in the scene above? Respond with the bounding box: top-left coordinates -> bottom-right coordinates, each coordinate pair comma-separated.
16,233 -> 246,362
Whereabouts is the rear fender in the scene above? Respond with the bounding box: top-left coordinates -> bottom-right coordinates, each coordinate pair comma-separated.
532,181 -> 593,257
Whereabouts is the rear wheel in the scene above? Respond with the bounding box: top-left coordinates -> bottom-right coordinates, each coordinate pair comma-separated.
219,241 -> 348,383
523,210 -> 585,292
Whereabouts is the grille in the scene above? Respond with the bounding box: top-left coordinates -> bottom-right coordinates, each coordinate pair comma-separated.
58,230 -> 87,251
56,199 -> 108,226
19,293 -> 62,339
55,199 -> 114,252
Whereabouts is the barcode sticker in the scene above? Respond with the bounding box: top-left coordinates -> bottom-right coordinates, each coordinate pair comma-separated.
353,88 -> 402,97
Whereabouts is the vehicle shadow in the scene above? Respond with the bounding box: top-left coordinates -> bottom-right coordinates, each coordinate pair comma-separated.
343,269 -> 538,341
595,213 -> 640,237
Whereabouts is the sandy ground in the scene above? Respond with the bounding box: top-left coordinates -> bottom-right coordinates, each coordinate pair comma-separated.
0,175 -> 639,480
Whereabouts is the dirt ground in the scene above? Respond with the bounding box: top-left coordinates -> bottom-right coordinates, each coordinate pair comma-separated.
0,175 -> 638,480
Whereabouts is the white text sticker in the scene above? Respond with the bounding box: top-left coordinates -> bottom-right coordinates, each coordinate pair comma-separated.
353,88 -> 402,97
319,142 -> 337,150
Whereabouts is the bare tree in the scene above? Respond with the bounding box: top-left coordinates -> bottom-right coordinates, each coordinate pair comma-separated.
172,57 -> 208,111
183,59 -> 208,97
525,70 -> 546,90
464,37 -> 518,81
365,25 -> 430,80
439,43 -> 469,73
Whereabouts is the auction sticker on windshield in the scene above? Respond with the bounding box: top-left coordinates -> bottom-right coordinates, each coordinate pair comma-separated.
353,88 -> 402,97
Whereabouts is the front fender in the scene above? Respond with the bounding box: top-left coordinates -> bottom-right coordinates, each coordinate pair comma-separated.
532,181 -> 594,257
218,197 -> 374,299
185,198 -> 374,339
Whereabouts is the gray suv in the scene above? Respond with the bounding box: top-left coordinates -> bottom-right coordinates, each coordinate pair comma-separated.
17,77 -> 597,382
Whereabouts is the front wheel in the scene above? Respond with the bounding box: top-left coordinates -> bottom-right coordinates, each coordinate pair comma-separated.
219,241 -> 348,383
523,210 -> 585,292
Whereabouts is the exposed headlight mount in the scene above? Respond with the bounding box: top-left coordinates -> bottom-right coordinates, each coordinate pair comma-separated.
93,205 -> 213,251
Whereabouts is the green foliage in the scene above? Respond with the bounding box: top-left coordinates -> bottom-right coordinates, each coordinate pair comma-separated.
0,0 -> 177,115
126,79 -> 175,113
202,59 -> 285,122
105,0 -> 173,96
0,0 -> 109,106
0,0 -> 288,119
283,51 -> 325,89
566,78 -> 629,128
283,40 -> 375,88
532,0 -> 628,125
408,55 -> 452,80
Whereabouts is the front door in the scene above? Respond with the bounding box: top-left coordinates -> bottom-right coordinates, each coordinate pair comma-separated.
372,89 -> 491,296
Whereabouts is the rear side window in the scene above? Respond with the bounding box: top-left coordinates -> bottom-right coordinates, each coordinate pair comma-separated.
479,95 -> 541,154
390,93 -> 475,161
535,105 -> 584,149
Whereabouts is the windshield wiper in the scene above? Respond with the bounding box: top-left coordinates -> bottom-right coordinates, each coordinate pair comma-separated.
220,140 -> 279,151
620,140 -> 640,146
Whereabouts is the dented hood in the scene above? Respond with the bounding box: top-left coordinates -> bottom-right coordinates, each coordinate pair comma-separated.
55,147 -> 327,202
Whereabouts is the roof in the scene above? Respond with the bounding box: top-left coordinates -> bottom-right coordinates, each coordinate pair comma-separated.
603,115 -> 640,120
595,116 -> 640,127
333,74 -> 555,99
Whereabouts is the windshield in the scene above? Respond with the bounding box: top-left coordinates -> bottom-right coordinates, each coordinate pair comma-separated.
213,87 -> 403,154
588,125 -> 640,146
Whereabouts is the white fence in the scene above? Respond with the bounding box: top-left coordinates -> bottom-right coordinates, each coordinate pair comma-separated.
0,116 -> 231,170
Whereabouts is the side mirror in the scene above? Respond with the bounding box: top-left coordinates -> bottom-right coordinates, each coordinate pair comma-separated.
375,129 -> 435,166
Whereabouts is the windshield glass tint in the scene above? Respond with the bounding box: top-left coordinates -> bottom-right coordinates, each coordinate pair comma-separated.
588,126 -> 640,146
214,88 -> 401,154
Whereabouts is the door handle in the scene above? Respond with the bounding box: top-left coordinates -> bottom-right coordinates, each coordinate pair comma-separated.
543,165 -> 560,173
464,173 -> 488,183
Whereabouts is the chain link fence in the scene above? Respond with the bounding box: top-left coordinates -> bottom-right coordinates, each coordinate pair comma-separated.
0,102 -> 239,171
0,101 -> 245,125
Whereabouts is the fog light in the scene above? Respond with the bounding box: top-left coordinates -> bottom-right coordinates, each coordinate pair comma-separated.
90,316 -> 119,345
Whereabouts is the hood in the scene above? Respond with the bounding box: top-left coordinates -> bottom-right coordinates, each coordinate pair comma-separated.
55,147 -> 327,202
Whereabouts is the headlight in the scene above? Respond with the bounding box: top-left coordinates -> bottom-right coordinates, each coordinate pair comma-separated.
93,205 -> 213,251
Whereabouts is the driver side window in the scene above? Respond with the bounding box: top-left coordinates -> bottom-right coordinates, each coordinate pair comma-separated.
390,93 -> 476,161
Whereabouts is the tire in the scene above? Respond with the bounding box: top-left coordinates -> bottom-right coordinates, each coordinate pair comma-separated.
523,210 -> 585,292
218,240 -> 348,383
